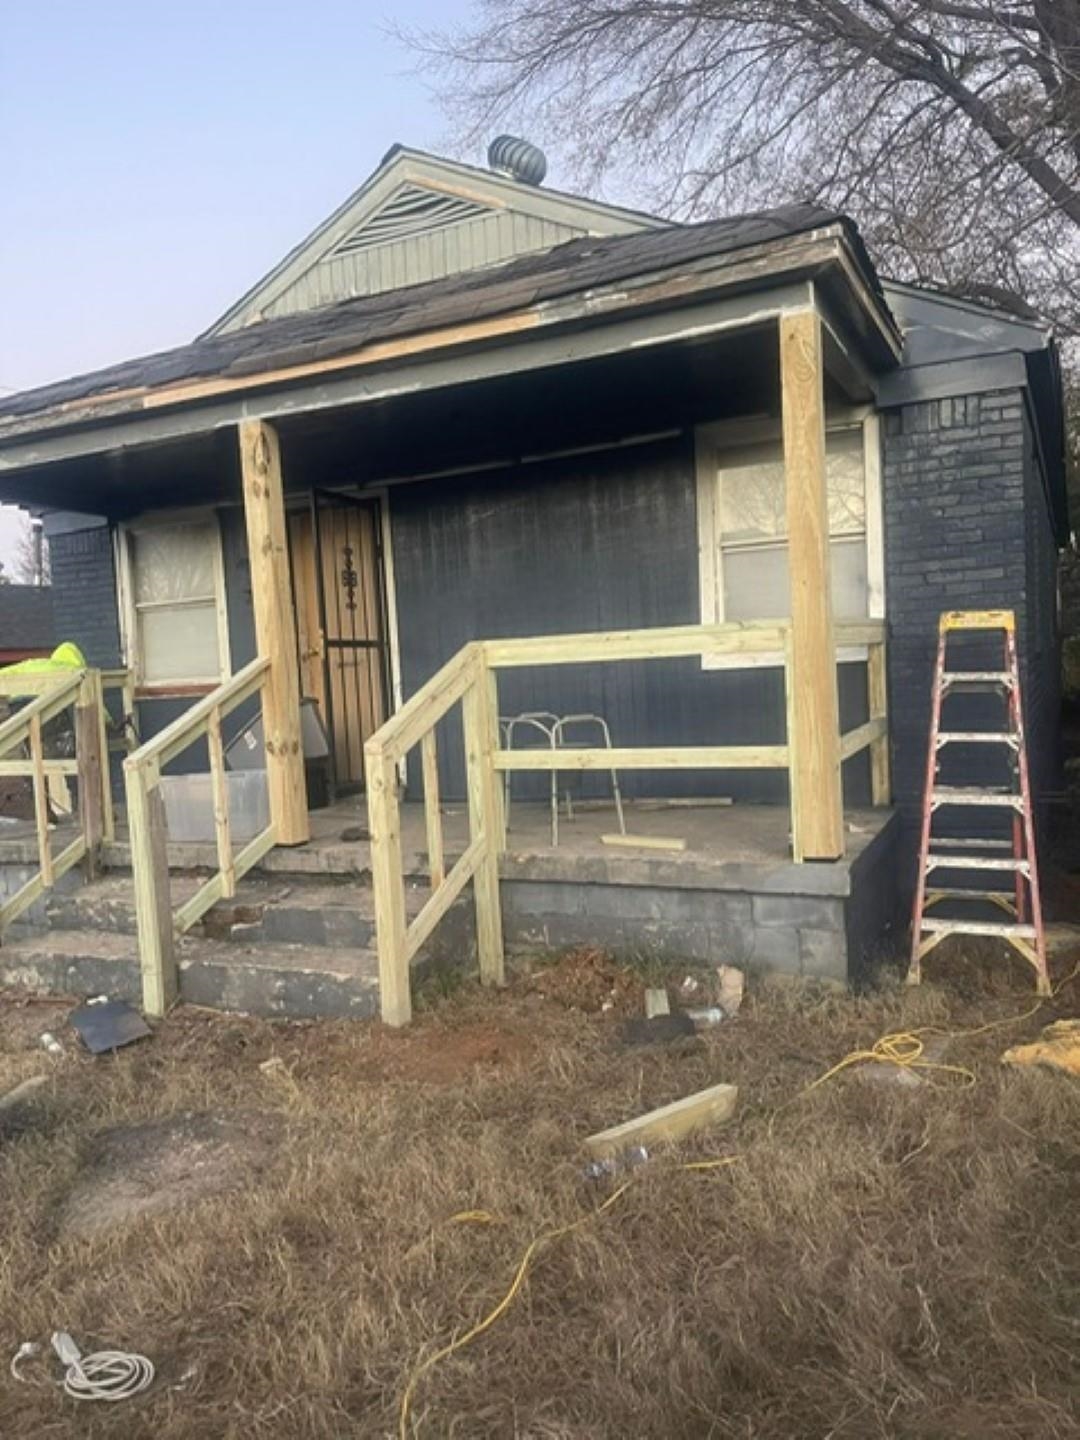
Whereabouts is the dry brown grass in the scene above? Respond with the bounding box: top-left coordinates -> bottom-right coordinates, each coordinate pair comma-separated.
1,945 -> 1079,1439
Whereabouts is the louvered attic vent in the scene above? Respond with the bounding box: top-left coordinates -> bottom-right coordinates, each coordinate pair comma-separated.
331,184 -> 490,256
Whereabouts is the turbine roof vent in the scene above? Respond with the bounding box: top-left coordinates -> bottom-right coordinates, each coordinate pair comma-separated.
487,135 -> 547,187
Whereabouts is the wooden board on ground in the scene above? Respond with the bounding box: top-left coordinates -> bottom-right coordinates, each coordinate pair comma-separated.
601,833 -> 686,852
585,1081 -> 738,1159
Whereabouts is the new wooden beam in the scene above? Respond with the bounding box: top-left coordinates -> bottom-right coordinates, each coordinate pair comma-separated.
124,766 -> 176,1017
584,1082 -> 739,1159
780,310 -> 844,861
239,420 -> 309,846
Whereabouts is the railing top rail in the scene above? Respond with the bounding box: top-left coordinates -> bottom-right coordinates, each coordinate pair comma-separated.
483,618 -> 885,668
124,655 -> 271,776
365,642 -> 481,765
0,669 -> 87,757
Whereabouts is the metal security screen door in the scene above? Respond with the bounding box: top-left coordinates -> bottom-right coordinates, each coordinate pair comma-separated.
287,492 -> 390,792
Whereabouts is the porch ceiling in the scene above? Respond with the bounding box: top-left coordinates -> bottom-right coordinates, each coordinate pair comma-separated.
0,322 -> 858,515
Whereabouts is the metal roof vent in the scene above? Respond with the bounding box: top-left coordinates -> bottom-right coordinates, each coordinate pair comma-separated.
487,135 -> 547,186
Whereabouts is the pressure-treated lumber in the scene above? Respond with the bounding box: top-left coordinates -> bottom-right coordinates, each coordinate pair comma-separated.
420,729 -> 445,888
493,745 -> 788,771
780,309 -> 843,861
483,622 -> 788,668
126,657 -> 268,772
372,642 -> 480,763
463,673 -> 505,987
366,747 -> 411,1026
75,679 -> 105,876
405,834 -> 484,962
238,419 -> 309,846
868,641 -> 891,806
840,716 -> 887,762
173,823 -> 278,934
28,715 -> 53,887
584,1082 -> 739,1159
124,768 -> 176,1017
601,833 -> 687,852
206,707 -> 235,898
0,835 -> 86,934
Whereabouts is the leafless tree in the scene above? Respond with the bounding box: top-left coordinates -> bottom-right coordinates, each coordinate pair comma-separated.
10,515 -> 49,587
414,1 -> 1080,331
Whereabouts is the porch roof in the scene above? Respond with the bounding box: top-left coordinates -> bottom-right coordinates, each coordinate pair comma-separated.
0,203 -> 899,474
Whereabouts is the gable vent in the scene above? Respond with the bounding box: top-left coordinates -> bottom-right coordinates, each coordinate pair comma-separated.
330,184 -> 490,256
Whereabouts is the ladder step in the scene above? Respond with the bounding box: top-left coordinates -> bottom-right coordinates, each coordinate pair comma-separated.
919,917 -> 1037,940
925,855 -> 1027,873
931,786 -> 1022,808
941,671 -> 1014,686
926,886 -> 1016,902
928,836 -> 1013,851
936,731 -> 1019,745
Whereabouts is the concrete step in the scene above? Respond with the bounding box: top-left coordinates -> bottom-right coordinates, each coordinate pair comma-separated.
0,927 -> 384,1021
44,872 -> 432,952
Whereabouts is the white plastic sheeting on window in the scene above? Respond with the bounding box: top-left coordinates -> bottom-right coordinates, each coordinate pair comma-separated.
130,520 -> 223,684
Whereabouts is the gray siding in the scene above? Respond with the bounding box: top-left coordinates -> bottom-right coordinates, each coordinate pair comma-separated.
264,212 -> 592,320
390,436 -> 871,805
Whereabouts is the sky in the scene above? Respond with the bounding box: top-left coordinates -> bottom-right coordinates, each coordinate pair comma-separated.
0,0 -> 485,572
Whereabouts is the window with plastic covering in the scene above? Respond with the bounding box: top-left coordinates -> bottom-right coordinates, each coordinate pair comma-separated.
122,517 -> 229,688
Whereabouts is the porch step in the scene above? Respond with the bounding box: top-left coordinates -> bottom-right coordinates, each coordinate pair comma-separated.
43,872 -> 434,952
0,928 -> 384,1021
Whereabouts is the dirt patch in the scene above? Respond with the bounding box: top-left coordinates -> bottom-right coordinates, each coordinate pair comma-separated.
0,990 -> 76,1052
525,946 -> 646,1015
56,1109 -> 281,1238
355,1020 -> 536,1084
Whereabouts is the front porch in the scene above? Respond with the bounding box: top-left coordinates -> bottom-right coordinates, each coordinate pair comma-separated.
0,794 -> 900,1019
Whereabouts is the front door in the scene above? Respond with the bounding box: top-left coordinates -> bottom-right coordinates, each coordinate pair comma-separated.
287,492 -> 390,792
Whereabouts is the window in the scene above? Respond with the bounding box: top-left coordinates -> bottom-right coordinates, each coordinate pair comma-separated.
120,516 -> 229,688
696,414 -> 883,667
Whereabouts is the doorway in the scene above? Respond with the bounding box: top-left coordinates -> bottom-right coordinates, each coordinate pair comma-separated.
287,492 -> 391,793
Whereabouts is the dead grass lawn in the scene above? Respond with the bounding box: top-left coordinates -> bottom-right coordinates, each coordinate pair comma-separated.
1,946 -> 1079,1439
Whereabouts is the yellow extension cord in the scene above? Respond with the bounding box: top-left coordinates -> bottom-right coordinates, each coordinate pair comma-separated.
398,962 -> 1079,1438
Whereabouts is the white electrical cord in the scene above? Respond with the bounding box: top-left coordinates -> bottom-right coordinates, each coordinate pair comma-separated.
10,1331 -> 155,1402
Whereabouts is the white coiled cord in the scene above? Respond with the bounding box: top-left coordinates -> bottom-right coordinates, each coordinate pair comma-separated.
11,1331 -> 155,1402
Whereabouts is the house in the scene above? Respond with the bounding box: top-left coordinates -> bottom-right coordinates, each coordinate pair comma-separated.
0,583 -> 53,665
0,140 -> 1066,1022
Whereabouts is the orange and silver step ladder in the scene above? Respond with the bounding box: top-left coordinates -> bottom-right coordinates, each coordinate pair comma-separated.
907,609 -> 1049,995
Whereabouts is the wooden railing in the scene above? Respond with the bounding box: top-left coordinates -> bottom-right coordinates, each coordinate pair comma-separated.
123,656 -> 276,1016
364,642 -> 503,1028
0,668 -> 107,934
365,618 -> 889,1026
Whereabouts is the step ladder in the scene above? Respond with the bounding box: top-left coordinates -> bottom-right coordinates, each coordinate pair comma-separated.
907,609 -> 1049,995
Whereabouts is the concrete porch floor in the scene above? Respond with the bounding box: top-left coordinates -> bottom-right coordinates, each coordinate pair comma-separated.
0,796 -> 894,892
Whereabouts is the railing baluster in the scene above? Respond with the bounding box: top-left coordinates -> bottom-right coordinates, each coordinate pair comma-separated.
29,714 -> 53,888
75,672 -> 105,876
366,746 -> 411,1026
463,657 -> 505,988
124,758 -> 177,1017
868,640 -> 891,806
207,704 -> 236,897
420,728 -> 445,888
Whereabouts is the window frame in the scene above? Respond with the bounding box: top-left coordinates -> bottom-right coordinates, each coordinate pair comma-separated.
695,408 -> 884,670
116,508 -> 232,695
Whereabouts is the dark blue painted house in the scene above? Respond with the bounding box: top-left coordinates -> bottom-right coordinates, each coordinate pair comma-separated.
0,142 -> 1067,999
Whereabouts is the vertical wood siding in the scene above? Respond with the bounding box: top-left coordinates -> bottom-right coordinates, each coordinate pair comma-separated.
263,212 -> 591,319
389,437 -> 870,805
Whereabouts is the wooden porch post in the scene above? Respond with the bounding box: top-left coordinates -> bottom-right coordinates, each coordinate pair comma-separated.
780,310 -> 844,861
238,419 -> 310,846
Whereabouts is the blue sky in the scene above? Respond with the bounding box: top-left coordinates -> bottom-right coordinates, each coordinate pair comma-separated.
0,1 -> 474,394
0,1 -> 488,567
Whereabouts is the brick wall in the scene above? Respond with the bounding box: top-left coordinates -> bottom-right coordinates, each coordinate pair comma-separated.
882,387 -> 1059,847
47,526 -> 122,667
